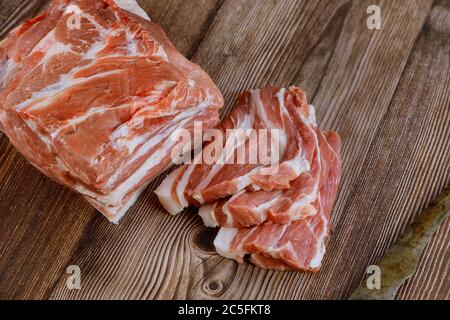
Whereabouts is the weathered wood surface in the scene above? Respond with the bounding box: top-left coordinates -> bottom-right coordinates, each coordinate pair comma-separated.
0,0 -> 448,300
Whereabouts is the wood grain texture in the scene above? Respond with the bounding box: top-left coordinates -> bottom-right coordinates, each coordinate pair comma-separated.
137,0 -> 224,57
0,0 -> 448,300
393,0 -> 450,300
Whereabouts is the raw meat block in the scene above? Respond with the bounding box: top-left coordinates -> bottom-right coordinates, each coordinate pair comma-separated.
0,0 -> 223,223
156,87 -> 316,214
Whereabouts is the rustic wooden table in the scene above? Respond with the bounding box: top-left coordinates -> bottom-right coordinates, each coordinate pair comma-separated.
0,0 -> 448,300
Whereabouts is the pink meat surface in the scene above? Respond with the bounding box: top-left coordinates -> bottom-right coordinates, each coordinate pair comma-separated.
0,0 -> 223,223
214,131 -> 341,271
156,87 -> 316,215
199,121 -> 322,228
156,86 -> 342,271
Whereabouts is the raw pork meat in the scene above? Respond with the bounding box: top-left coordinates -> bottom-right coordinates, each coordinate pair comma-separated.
198,105 -> 323,228
214,130 -> 341,271
156,86 -> 342,271
156,87 -> 316,214
0,0 -> 223,222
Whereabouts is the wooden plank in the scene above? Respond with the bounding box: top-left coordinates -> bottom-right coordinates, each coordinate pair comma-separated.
137,0 -> 224,57
300,0 -> 449,299
391,1 -> 450,300
397,220 -> 449,300
46,0 -> 442,300
0,0 -> 222,300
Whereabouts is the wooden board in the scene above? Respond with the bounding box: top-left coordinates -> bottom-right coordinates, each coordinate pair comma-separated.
0,0 -> 448,300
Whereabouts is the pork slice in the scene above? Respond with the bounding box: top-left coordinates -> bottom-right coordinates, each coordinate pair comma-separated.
190,87 -> 316,203
0,0 -> 223,222
199,172 -> 319,228
213,130 -> 342,271
198,125 -> 324,228
250,254 -> 294,271
155,86 -> 316,214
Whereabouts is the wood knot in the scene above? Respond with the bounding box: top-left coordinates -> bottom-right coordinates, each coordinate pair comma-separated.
194,228 -> 217,252
203,279 -> 223,296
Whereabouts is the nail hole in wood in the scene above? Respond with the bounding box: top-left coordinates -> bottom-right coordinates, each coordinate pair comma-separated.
203,279 -> 223,296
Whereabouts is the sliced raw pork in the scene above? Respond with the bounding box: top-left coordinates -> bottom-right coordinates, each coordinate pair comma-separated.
0,0 -> 223,222
156,86 -> 342,271
156,87 -> 316,214
214,130 -> 341,271
199,124 -> 323,228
